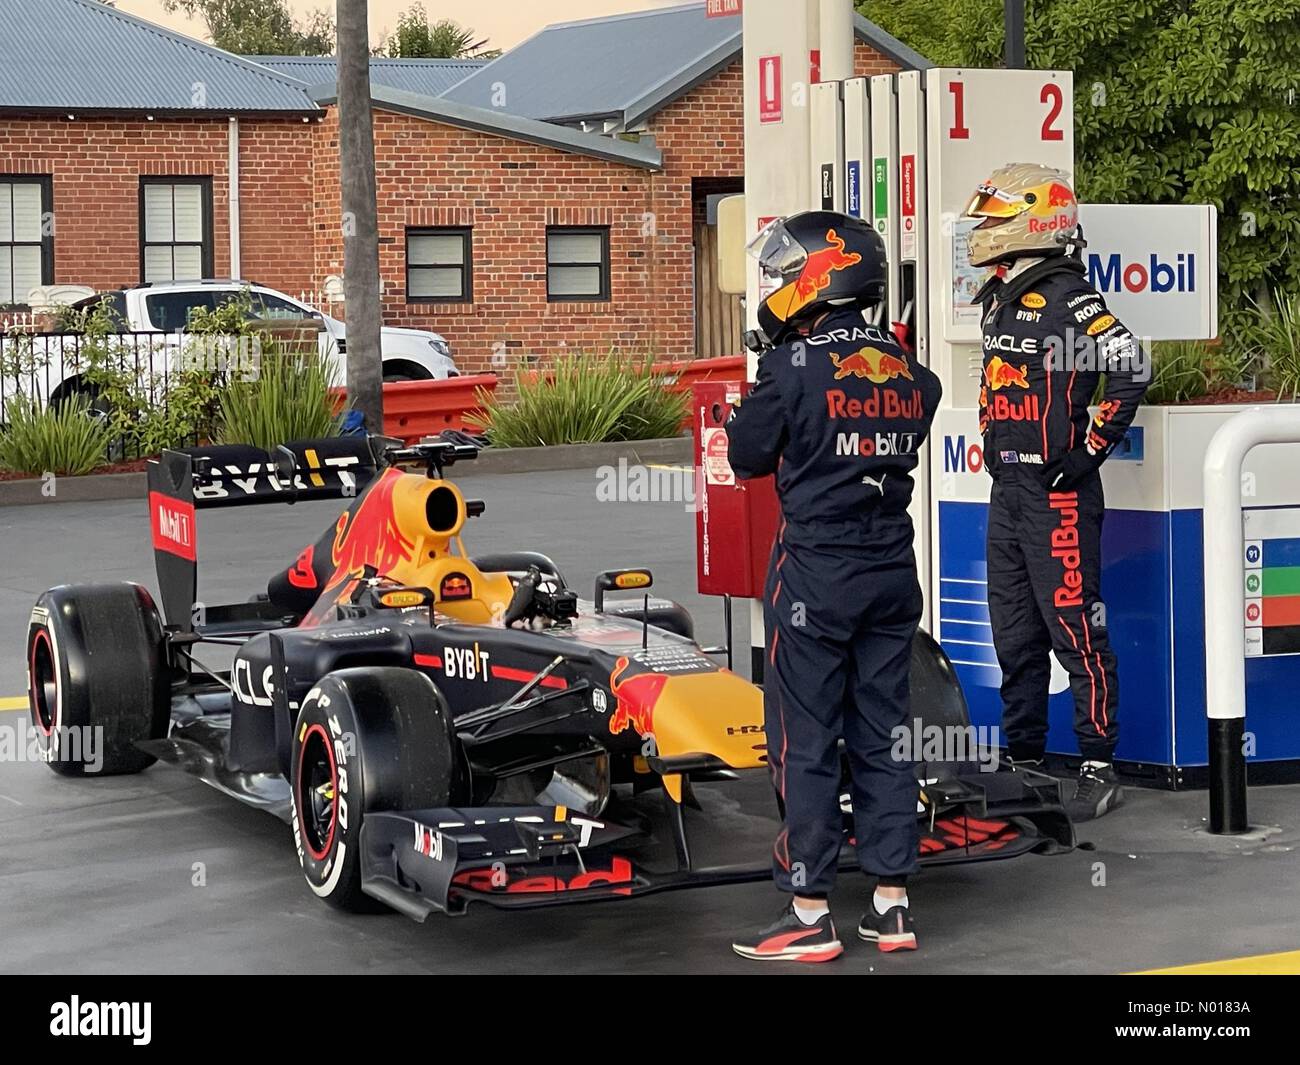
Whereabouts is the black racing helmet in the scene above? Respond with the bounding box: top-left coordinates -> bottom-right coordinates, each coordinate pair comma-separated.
749,211 -> 887,346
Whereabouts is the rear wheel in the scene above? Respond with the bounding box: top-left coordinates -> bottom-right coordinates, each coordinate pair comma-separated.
290,668 -> 461,912
26,583 -> 170,776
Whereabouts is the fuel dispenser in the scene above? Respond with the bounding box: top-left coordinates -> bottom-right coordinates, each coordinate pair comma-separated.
699,0 -> 1300,784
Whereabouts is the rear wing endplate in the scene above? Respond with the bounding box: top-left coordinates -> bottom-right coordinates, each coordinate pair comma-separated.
146,438 -> 381,631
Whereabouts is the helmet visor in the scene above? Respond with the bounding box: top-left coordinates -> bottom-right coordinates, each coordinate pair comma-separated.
746,219 -> 809,279
964,183 -> 1030,220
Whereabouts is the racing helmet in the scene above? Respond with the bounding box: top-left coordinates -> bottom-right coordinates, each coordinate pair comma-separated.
749,211 -> 887,346
963,163 -> 1079,267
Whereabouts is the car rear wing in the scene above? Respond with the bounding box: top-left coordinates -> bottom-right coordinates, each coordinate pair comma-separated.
147,437 -> 382,632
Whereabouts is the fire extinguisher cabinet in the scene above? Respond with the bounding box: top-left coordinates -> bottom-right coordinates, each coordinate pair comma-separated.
692,380 -> 781,599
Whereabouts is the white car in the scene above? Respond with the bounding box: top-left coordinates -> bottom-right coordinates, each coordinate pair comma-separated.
1,282 -> 458,425
91,281 -> 455,381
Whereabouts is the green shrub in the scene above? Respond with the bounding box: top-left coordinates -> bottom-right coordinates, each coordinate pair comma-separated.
71,295 -> 224,455
468,350 -> 688,448
0,393 -> 112,476
1249,289 -> 1300,402
216,347 -> 341,451
1144,340 -> 1253,405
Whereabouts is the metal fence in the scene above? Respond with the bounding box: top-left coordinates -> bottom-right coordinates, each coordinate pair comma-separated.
0,330 -> 233,461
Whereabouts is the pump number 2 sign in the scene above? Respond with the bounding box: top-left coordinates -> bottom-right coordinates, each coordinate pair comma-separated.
927,69 -> 1074,341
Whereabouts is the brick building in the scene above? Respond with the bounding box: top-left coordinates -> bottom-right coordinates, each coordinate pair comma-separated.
0,0 -> 928,373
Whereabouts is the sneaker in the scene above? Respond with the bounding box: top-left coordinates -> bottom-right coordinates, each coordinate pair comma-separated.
732,904 -> 843,963
858,901 -> 918,952
1066,760 -> 1124,822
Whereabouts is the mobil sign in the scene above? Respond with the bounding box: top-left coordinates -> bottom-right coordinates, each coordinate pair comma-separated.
1077,203 -> 1218,341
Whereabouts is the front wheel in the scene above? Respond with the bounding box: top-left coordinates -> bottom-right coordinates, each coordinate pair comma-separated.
290,668 -> 461,912
381,360 -> 435,384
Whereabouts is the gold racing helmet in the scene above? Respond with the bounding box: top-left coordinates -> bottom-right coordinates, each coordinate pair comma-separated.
963,163 -> 1079,267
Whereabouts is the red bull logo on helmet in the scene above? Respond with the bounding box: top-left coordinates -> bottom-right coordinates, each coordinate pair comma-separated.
764,229 -> 862,322
1046,182 -> 1074,208
1028,213 -> 1075,234
829,346 -> 914,383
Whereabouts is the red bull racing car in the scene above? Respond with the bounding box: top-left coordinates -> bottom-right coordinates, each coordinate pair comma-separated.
25,436 -> 1072,918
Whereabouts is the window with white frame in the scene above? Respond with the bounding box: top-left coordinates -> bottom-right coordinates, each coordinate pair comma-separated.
0,177 -> 52,306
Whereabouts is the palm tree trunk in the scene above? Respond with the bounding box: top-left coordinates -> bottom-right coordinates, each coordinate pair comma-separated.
337,0 -> 383,431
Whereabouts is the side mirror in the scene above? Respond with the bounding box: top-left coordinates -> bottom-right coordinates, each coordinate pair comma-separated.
273,445 -> 300,504
593,568 -> 653,613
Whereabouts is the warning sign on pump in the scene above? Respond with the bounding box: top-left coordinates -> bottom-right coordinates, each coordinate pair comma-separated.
703,427 -> 736,486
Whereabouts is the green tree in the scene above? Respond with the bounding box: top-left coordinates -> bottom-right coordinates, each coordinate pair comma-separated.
164,0 -> 336,55
858,0 -> 1300,339
378,4 -> 499,58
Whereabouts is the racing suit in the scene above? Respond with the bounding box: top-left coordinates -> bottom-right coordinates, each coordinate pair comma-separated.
726,307 -> 942,897
976,256 -> 1148,763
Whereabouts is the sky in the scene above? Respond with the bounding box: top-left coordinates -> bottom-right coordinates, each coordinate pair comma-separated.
114,1 -> 693,52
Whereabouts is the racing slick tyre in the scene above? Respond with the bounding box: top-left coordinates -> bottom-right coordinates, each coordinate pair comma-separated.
26,583 -> 170,777
290,667 -> 460,913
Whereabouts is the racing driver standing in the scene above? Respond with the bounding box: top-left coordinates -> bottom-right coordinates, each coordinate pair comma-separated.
963,163 -> 1149,821
726,211 -> 941,962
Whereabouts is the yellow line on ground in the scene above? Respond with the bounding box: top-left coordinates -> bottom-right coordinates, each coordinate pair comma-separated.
0,697 -> 28,712
1137,949 -> 1300,975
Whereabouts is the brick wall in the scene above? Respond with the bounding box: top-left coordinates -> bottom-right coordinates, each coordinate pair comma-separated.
0,41 -> 901,365
0,118 -> 231,291
310,107 -> 662,376
0,115 -> 325,297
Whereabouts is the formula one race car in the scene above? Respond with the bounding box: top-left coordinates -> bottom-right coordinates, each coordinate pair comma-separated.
25,435 -> 1072,917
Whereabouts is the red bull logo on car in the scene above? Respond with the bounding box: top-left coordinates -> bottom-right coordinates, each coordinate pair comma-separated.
1088,252 -> 1196,294
607,656 -> 669,738
329,468 -> 415,588
829,346 -> 914,383
764,229 -> 862,322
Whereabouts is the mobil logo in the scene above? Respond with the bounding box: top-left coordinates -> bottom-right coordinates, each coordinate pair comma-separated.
1088,251 -> 1196,294
943,435 -> 985,475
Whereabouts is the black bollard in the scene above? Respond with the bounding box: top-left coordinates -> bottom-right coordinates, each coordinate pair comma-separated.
1208,717 -> 1247,834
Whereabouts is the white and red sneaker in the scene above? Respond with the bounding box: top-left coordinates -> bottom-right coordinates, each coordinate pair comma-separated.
732,904 -> 844,963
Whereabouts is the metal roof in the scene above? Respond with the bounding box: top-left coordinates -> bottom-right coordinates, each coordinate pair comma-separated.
442,2 -> 932,127
249,56 -> 490,99
0,0 -> 319,114
310,84 -> 663,171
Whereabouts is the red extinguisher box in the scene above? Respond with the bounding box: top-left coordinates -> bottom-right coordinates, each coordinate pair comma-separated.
693,380 -> 781,598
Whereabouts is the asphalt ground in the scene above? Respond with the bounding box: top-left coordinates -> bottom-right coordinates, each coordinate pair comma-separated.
1,467 -> 1298,975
